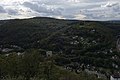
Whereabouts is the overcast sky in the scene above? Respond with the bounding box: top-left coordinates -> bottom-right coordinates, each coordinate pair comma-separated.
0,0 -> 120,20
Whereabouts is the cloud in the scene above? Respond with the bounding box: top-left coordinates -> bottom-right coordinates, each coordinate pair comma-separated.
0,6 -> 6,13
6,9 -> 18,15
0,0 -> 120,20
23,2 -> 63,16
101,2 -> 119,7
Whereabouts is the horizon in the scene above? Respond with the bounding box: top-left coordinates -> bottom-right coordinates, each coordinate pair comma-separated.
0,16 -> 120,21
0,0 -> 120,20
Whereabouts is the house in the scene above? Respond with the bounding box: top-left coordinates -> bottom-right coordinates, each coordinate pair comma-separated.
112,55 -> 119,60
116,38 -> 120,52
17,52 -> 23,55
72,36 -> 78,39
70,40 -> 79,45
5,54 -> 10,56
2,48 -> 13,53
46,51 -> 52,57
112,63 -> 119,69
110,73 -> 120,80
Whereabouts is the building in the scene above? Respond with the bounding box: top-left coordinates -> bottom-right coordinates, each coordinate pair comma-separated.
110,73 -> 120,80
2,48 -> 13,53
117,38 -> 120,52
46,51 -> 53,57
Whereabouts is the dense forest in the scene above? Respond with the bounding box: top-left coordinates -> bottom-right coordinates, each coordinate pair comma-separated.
0,17 -> 120,80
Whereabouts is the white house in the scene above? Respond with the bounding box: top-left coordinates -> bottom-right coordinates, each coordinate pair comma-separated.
110,73 -> 120,80
2,48 -> 13,52
46,51 -> 53,57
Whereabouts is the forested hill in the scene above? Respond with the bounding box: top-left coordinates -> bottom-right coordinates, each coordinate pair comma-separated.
0,17 -> 119,50
0,17 -> 120,80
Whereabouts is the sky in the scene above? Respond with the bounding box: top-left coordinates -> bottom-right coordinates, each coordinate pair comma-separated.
0,0 -> 120,20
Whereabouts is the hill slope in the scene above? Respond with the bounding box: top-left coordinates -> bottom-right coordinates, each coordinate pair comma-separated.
0,17 -> 120,74
0,18 -> 119,49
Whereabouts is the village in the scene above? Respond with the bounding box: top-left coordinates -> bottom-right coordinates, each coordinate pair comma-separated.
0,29 -> 120,80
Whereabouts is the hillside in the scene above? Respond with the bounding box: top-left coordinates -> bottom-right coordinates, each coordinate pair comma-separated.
0,17 -> 120,80
0,18 -> 119,49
